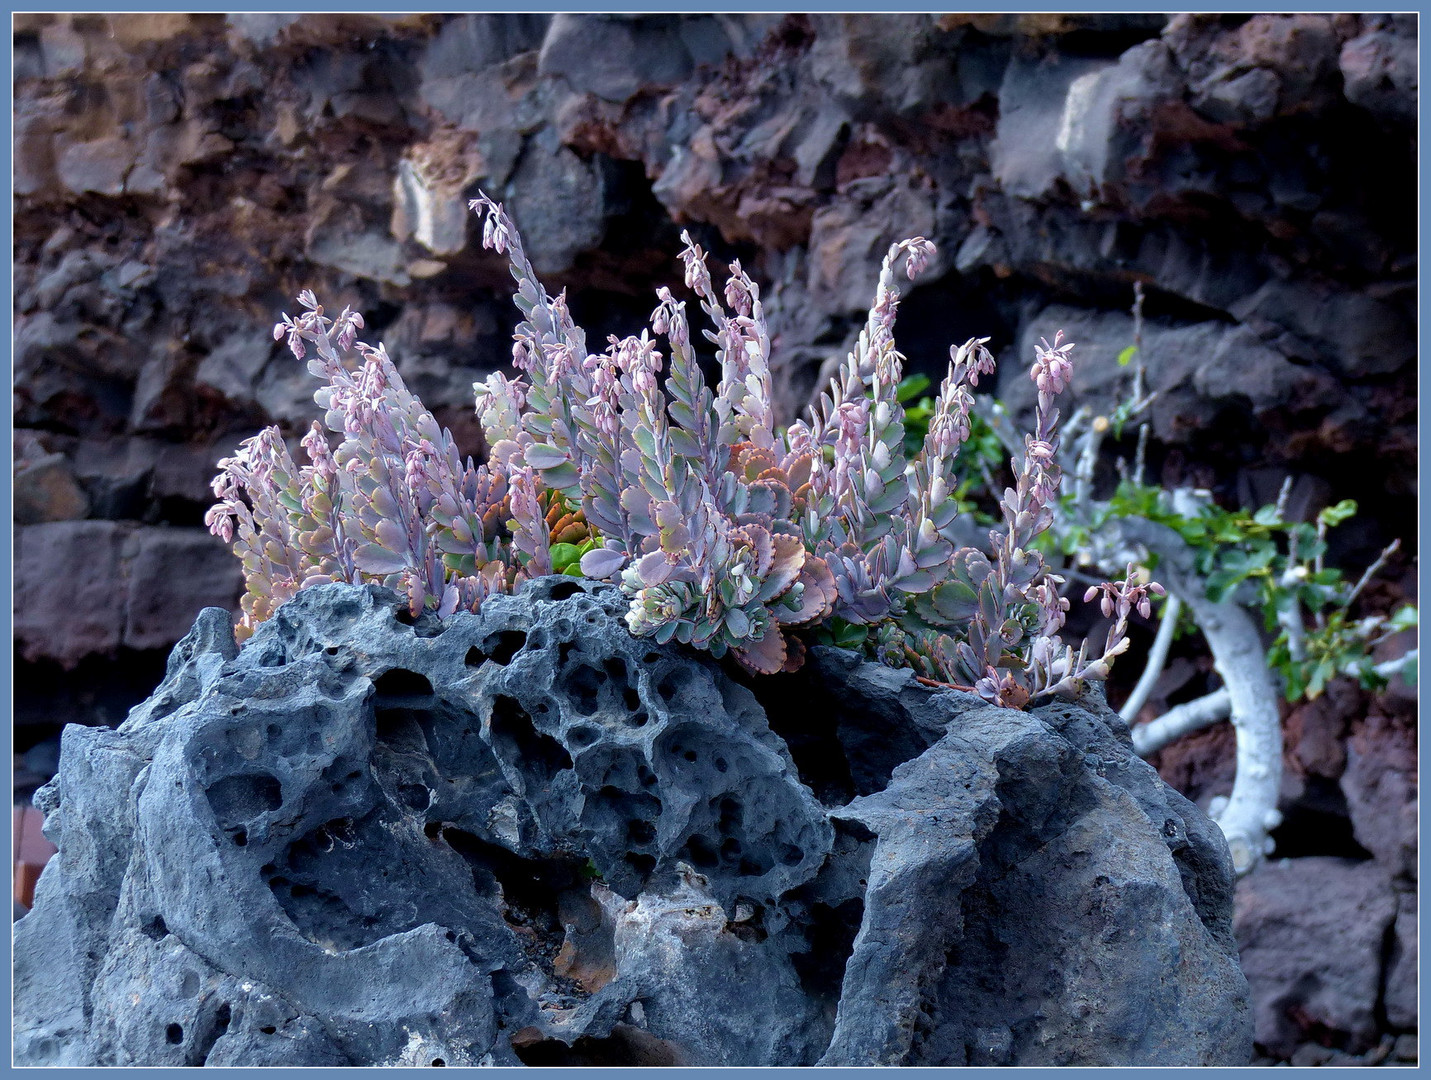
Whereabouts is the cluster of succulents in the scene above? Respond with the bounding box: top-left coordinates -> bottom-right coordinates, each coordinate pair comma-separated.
209,194 -> 1145,705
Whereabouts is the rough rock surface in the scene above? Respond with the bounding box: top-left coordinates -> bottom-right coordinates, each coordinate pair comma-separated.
1234,856 -> 1398,1058
14,581 -> 1252,1066
9,11 -> 1416,1064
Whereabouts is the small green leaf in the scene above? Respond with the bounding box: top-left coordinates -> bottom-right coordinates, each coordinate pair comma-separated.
895,374 -> 931,403
549,542 -> 583,572
1306,659 -> 1335,699
1317,499 -> 1358,527
1253,505 -> 1281,526
1117,345 -> 1138,367
1205,570 -> 1243,604
1387,605 -> 1418,633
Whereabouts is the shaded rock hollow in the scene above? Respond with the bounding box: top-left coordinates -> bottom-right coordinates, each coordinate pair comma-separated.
15,580 -> 1252,1066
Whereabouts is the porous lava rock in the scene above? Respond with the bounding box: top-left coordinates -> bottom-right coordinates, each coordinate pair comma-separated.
14,580 -> 1252,1066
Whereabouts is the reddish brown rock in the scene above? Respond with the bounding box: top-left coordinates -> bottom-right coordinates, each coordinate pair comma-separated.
1342,709 -> 1418,880
1234,856 -> 1396,1058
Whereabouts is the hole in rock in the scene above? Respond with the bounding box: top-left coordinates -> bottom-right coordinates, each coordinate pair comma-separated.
744,659 -> 942,805
1268,777 -> 1373,860
202,1003 -> 232,1059
625,852 -> 656,877
655,671 -> 688,703
549,581 -> 582,601
792,897 -> 866,1011
440,827 -> 606,984
431,1058 -> 445,1067
375,709 -> 430,754
490,696 -> 572,782
373,668 -> 433,701
464,646 -> 487,668
738,853 -> 773,877
487,630 -> 527,666
259,1026 -> 277,1036
232,830 -> 247,847
166,1023 -> 183,1044
204,772 -> 283,827
622,687 -> 641,711
514,1024 -> 683,1066
140,914 -> 169,940
566,666 -> 605,717
568,725 -> 600,748
681,833 -> 719,870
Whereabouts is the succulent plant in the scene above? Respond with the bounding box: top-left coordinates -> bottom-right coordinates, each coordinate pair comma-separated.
211,193 -> 1139,702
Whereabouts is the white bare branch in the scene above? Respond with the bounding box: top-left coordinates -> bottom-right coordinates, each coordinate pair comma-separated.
1119,592 -> 1183,725
1113,517 -> 1283,876
1132,686 -> 1231,756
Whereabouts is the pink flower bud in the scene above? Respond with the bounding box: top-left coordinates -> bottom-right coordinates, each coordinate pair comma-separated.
903,238 -> 935,280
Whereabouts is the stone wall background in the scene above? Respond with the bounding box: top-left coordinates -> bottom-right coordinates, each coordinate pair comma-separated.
11,12 -> 1418,1064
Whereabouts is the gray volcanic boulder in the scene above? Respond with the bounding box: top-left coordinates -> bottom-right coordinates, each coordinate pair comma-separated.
13,580 -> 1253,1066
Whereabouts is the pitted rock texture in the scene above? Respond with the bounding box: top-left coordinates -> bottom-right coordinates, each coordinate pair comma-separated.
14,581 -> 1251,1066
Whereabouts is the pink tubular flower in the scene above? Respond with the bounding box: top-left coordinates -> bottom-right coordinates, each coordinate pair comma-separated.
678,231 -> 712,296
1032,331 -> 1075,396
204,502 -> 235,544
650,293 -> 671,336
724,262 -> 754,316
301,422 -> 337,484
903,237 -> 936,280
584,353 -> 621,439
